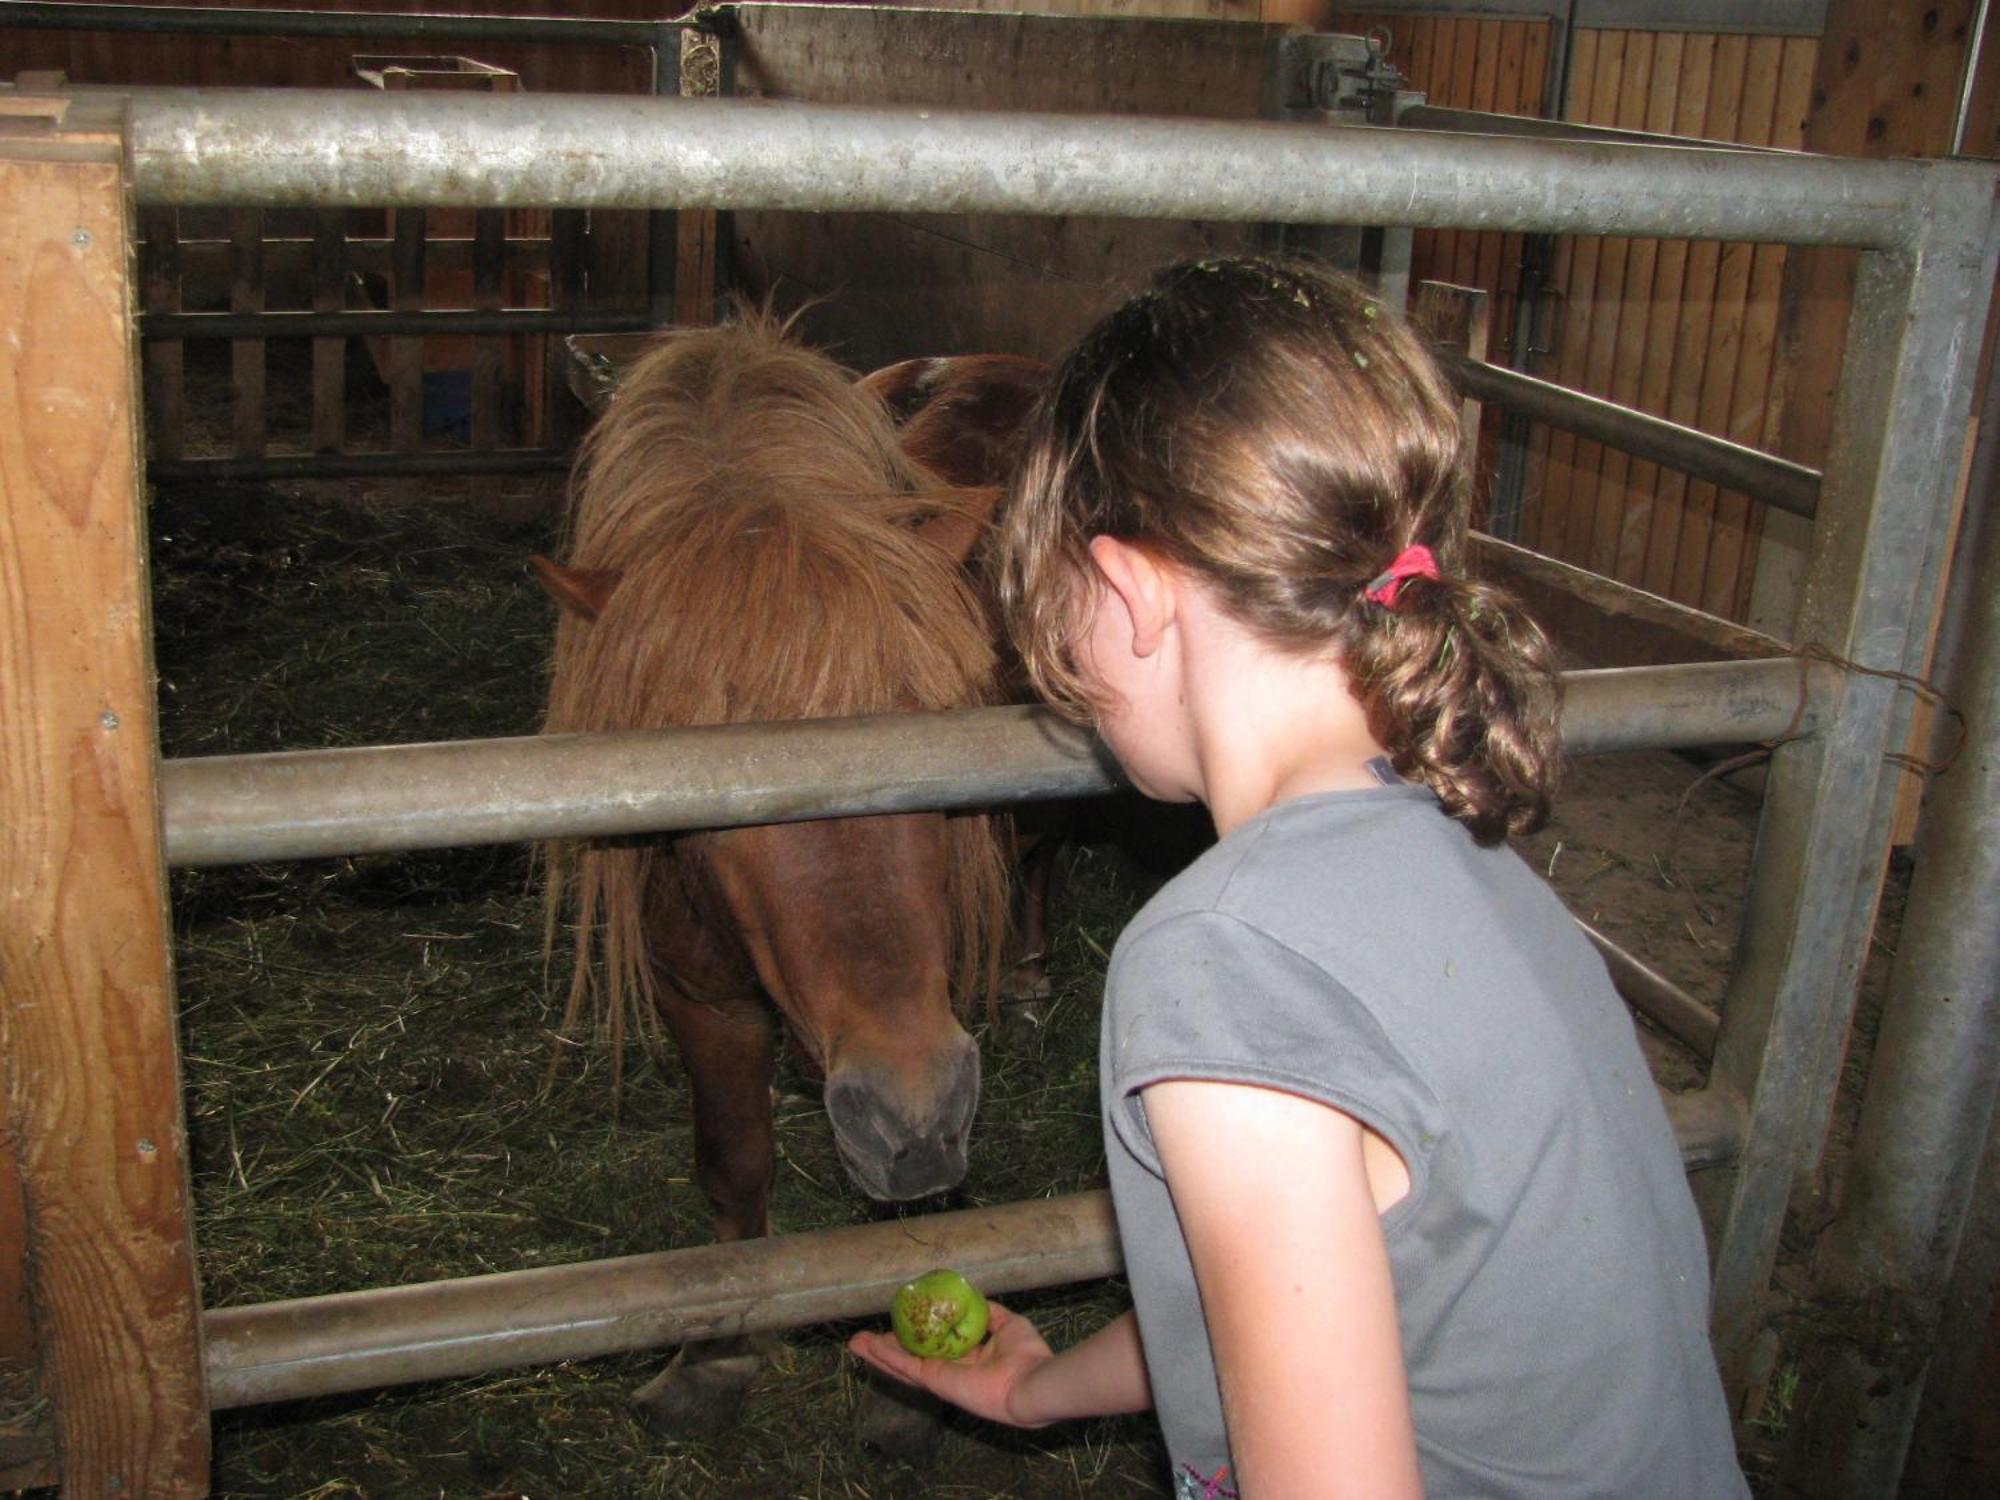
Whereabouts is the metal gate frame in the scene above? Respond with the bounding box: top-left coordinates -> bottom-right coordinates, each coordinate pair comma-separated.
2,63 -> 1995,1491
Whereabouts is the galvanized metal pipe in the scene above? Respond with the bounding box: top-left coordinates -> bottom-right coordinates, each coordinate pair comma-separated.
1703,180 -> 2000,1397
0,0 -> 676,47
203,1191 -> 1123,1410
148,450 -> 572,484
203,1085 -> 1742,1408
1582,922 -> 1721,1057
1440,352 -> 1823,519
1788,374 -> 2000,1496
105,85 -> 1946,249
160,660 -> 1823,869
1398,103 -> 1790,156
141,309 -> 654,341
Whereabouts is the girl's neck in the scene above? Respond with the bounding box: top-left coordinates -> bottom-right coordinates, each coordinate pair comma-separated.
1175,587 -> 1390,838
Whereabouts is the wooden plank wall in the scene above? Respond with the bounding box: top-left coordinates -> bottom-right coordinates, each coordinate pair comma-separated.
1334,11 -> 1817,623
1333,10 -> 1552,367
728,7 -> 1291,370
1525,29 -> 1816,624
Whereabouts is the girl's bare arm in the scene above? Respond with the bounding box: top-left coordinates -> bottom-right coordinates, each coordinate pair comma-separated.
1144,1077 -> 1424,1500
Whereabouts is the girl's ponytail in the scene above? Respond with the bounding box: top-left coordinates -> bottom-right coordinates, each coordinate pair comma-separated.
1340,571 -> 1563,844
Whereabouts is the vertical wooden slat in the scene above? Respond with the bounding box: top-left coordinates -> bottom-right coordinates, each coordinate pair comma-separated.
472,208 -> 506,451
391,206 -> 426,454
1724,34 -> 1820,623
1576,35 -> 1656,580
1451,18 -> 1504,286
0,116 -> 208,1499
1478,20 -> 1527,317
1584,31 -> 1662,579
1667,32 -> 1753,606
138,205 -> 183,464
1615,29 -> 1699,586
1731,33 -> 1819,623
1532,26 -> 1611,564
1696,33 -> 1789,618
310,209 -> 345,455
1641,32 -> 1725,598
229,206 -> 264,459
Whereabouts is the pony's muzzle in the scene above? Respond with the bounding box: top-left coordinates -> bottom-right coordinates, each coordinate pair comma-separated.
824,1038 -> 980,1202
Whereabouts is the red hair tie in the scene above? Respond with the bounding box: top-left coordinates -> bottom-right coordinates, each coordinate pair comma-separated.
1364,544 -> 1441,609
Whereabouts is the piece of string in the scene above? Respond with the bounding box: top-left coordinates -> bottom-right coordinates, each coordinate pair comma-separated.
1662,642 -> 1966,921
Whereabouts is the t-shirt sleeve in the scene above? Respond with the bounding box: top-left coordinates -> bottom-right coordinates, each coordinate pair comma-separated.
1104,908 -> 1444,1194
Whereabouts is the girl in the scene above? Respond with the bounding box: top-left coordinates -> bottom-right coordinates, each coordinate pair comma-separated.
849,256 -> 1747,1499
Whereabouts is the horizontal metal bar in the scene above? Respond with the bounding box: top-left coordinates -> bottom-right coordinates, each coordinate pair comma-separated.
141,309 -> 655,341
148,450 -> 572,483
0,0 -> 675,47
1335,0 -> 1826,33
205,1076 -> 1743,1408
1583,921 -> 1721,1057
203,1191 -> 1123,1410
1398,104 -> 1791,156
103,86 -> 1949,250
1441,353 -> 1823,519
160,661 -> 1824,869
1665,1086 -> 1748,1172
164,705 -> 1118,868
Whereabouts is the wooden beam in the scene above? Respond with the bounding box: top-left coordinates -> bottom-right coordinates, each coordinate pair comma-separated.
0,100 -> 208,1496
1473,533 -> 1786,670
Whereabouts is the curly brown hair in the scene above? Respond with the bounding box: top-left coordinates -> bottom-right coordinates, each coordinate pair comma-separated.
995,255 -> 1562,843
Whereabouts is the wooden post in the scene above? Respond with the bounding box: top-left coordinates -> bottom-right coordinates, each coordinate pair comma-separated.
1414,280 -> 1490,448
0,96 -> 209,1495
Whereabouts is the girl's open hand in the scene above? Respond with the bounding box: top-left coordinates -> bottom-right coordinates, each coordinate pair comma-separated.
848,1301 -> 1057,1428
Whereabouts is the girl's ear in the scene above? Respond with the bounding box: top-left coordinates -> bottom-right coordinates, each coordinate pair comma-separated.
1088,535 -> 1178,658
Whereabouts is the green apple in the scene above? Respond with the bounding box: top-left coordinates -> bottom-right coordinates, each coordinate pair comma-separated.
890,1268 -> 990,1360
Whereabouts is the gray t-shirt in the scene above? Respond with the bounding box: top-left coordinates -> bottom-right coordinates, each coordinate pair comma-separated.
1102,775 -> 1748,1499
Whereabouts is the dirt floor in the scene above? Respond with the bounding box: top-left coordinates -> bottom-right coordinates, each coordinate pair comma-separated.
140,343 -> 1895,1498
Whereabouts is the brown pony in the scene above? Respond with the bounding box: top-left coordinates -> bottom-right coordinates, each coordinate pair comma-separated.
538,320 -> 1023,1430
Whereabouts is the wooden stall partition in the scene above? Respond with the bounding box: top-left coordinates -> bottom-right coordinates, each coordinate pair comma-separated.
354,56 -> 554,451
7,1 -> 663,468
1514,25 -> 1817,624
1332,10 -> 1553,353
0,94 -> 208,1496
1755,0 -> 1987,843
1329,9 -> 1551,508
726,6 -> 1293,369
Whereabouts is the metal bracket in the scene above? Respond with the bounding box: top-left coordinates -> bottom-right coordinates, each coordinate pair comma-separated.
0,70 -> 72,133
1276,31 -> 1406,123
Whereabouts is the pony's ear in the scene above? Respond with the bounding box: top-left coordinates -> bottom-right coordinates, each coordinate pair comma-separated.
529,554 -> 624,622
857,357 -> 937,422
915,487 -> 1002,566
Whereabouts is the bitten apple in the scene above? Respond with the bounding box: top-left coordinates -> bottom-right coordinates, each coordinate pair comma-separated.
890,1268 -> 990,1360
